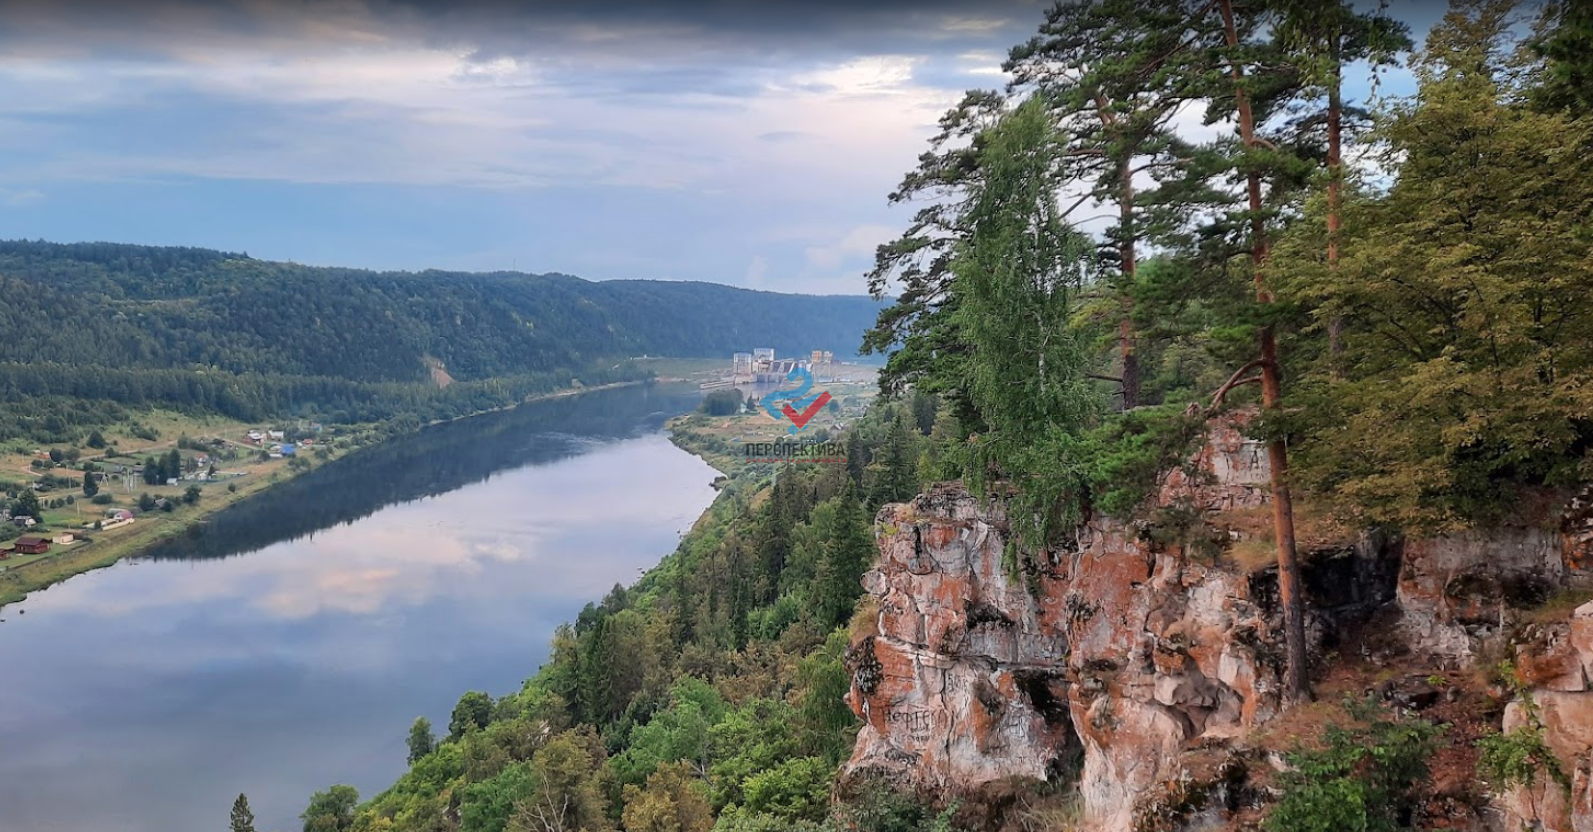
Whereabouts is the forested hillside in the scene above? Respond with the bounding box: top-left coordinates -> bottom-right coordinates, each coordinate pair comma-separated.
0,241 -> 879,440
302,398 -> 955,832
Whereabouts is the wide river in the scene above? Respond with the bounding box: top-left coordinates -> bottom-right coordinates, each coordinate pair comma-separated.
0,384 -> 719,832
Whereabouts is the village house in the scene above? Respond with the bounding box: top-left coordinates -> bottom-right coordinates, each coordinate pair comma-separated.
14,536 -> 50,555
97,509 -> 136,531
52,532 -> 74,545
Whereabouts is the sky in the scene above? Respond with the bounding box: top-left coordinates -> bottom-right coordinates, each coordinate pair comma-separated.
0,0 -> 1450,295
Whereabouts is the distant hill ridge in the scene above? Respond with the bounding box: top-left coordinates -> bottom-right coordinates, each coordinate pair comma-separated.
0,239 -> 881,385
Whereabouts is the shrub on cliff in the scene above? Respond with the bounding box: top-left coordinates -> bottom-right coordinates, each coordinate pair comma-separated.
1263,697 -> 1443,832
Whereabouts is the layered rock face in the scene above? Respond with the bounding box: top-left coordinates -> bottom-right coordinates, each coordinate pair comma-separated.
844,421 -> 1316,830
842,418 -> 1592,831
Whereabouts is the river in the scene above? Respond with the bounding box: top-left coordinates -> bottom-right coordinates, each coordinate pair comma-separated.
0,384 -> 720,832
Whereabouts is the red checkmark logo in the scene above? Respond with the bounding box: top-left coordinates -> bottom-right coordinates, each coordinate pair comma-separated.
781,391 -> 832,430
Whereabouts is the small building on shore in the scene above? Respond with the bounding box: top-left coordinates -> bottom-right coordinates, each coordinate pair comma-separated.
14,536 -> 50,555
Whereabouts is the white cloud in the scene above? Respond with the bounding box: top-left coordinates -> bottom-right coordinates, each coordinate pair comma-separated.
805,224 -> 895,270
784,55 -> 921,95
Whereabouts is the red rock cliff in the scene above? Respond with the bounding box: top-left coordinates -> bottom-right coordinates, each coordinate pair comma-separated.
843,418 -> 1593,831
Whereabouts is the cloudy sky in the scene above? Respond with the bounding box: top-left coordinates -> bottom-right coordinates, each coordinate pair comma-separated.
0,0 -> 1445,294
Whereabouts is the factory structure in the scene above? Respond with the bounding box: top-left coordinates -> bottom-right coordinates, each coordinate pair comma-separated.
714,348 -> 837,387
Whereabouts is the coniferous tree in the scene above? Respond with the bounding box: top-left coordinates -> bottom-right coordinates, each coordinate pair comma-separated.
1201,0 -> 1315,703
1532,0 -> 1593,112
1283,0 -> 1593,528
1006,0 -> 1221,408
230,793 -> 256,832
869,409 -> 921,509
813,485 -> 875,630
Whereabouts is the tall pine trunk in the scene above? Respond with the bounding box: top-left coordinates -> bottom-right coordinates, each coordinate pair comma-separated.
1219,0 -> 1309,703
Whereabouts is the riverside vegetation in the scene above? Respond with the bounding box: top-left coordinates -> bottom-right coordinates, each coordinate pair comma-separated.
277,2 -> 1593,831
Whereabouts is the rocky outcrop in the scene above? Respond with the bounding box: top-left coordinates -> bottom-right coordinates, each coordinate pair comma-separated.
1499,601 -> 1593,832
842,417 -> 1591,832
844,489 -> 1078,790
1398,529 -> 1568,666
843,419 -> 1340,830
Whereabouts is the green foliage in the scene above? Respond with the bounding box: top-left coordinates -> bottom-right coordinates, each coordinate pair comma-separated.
12,488 -> 40,519
701,389 -> 746,417
405,717 -> 435,766
794,630 -> 857,765
741,757 -> 834,823
0,240 -> 879,443
1531,0 -> 1593,113
1263,698 -> 1444,832
1078,405 -> 1209,519
708,698 -> 803,811
1279,0 -> 1593,529
831,781 -> 968,832
609,677 -> 727,786
449,691 -> 494,741
1475,660 -> 1572,797
953,98 -> 1098,517
302,784 -> 359,832
1476,728 -> 1569,794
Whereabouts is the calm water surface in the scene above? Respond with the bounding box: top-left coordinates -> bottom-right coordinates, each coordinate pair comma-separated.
0,385 -> 719,832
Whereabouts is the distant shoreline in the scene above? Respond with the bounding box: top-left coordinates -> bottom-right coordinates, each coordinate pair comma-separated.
0,377 -> 657,611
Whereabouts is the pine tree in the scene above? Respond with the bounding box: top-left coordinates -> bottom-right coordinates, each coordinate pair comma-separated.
1006,0 -> 1219,408
82,469 -> 98,497
1202,0 -> 1316,702
813,486 -> 876,629
870,409 -> 921,508
1532,0 -> 1593,112
229,793 -> 255,832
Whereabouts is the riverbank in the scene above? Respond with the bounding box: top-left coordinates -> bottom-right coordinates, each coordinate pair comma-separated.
0,448 -> 322,609
0,375 -> 690,611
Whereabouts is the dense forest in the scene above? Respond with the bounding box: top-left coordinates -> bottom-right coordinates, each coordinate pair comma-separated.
299,397 -> 953,832
288,1 -> 1593,831
0,241 -> 880,441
